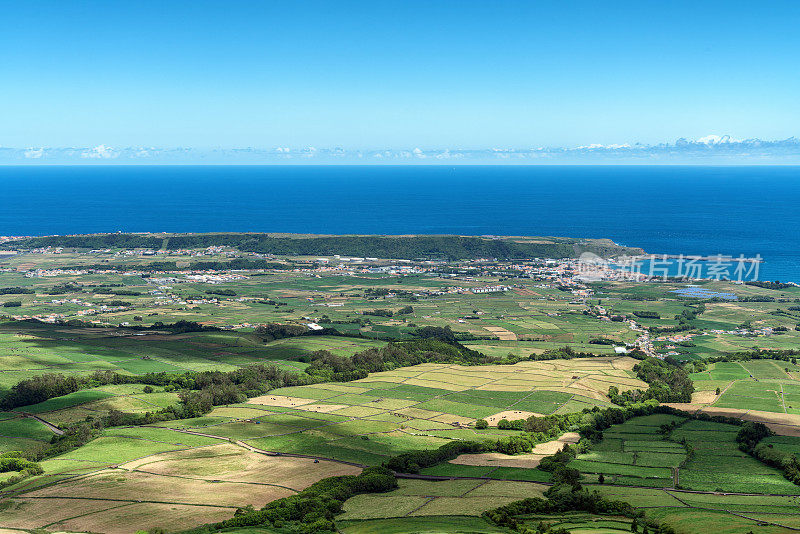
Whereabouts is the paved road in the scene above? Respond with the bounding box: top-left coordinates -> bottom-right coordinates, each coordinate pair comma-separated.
20,413 -> 65,435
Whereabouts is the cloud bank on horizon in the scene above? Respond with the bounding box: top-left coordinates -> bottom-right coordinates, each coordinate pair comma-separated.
4,136 -> 800,165
2,3 -> 798,159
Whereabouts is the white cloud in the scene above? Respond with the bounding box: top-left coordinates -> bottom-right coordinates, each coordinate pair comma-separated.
575,143 -> 631,150
81,144 -> 118,159
1,136 -> 798,164
696,134 -> 743,145
435,149 -> 461,160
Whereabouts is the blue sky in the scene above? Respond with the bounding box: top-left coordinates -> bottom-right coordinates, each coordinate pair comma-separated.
2,1 -> 799,152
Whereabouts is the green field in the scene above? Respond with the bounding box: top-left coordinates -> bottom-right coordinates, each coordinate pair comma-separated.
689,359 -> 800,415
0,321 -> 389,392
3,248 -> 800,533
561,415 -> 800,533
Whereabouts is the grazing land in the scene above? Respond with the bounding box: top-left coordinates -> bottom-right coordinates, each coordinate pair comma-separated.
570,415 -> 800,533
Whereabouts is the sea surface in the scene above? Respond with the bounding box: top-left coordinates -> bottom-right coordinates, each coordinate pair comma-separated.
2,165 -> 799,282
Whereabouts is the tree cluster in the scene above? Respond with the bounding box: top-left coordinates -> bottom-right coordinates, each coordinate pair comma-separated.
2,233 -> 639,261
0,287 -> 34,295
745,281 -> 793,290
304,338 -> 491,382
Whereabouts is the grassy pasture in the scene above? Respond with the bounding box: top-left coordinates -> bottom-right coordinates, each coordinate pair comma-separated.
0,415 -> 55,441
0,323 -> 382,394
4,384 -> 182,432
338,478 -> 546,520
571,416 -> 800,533
571,416 -> 688,487
642,506 -> 797,534
520,512 -> 634,533
337,516 -> 508,533
687,360 -> 800,415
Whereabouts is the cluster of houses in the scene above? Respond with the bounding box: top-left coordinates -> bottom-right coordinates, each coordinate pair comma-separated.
91,246 -> 238,258
709,327 -> 777,337
25,268 -> 86,278
471,285 -> 511,294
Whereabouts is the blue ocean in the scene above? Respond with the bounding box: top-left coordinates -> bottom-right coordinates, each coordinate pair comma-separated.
2,165 -> 799,281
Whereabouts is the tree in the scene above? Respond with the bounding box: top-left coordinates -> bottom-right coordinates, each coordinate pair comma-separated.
715,387 -> 721,395
736,421 -> 773,451
415,326 -> 456,342
551,465 -> 581,487
475,419 -> 488,429
598,473 -> 605,484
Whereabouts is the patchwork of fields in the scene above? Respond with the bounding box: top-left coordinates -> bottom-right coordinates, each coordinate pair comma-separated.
223,357 -> 641,464
0,427 -> 359,533
330,413 -> 800,533
659,360 -> 800,439
3,255 -> 800,533
572,414 -> 800,494
568,414 -> 800,533
0,356 -> 637,533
